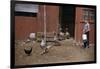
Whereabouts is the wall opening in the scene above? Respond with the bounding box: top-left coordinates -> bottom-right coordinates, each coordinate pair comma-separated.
60,6 -> 75,38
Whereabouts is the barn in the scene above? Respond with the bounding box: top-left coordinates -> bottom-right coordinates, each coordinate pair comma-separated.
14,2 -> 95,45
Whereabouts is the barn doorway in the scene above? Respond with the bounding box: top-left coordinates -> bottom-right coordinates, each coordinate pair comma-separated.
60,6 -> 75,38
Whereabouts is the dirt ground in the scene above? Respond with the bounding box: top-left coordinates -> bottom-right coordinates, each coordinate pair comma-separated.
15,39 -> 95,66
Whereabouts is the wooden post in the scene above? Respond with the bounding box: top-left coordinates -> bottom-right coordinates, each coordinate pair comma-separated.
44,5 -> 46,43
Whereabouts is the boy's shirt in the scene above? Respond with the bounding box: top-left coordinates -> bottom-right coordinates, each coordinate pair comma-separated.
83,23 -> 90,33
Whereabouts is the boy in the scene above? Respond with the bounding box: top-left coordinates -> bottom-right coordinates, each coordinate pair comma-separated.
83,20 -> 90,48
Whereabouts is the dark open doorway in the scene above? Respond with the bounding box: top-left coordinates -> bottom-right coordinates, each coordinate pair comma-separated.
60,5 -> 75,38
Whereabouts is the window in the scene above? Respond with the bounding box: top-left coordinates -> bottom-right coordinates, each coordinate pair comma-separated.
89,10 -> 95,20
82,8 -> 95,21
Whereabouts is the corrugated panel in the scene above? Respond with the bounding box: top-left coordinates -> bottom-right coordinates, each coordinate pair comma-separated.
15,4 -> 39,13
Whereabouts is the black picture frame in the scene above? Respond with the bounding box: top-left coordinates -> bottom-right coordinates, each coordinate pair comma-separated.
11,0 -> 96,68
